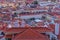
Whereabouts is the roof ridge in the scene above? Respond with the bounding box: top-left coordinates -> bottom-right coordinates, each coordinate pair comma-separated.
15,28 -> 46,39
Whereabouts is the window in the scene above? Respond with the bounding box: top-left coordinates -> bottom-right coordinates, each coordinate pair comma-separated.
6,0 -> 13,2
0,31 -> 5,36
51,37 -> 56,40
43,0 -> 57,2
51,0 -> 56,2
5,38 -> 11,40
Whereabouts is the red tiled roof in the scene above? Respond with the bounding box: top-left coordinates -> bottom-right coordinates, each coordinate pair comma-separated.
14,28 -> 49,40
5,28 -> 27,34
32,27 -> 53,33
58,35 -> 60,40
